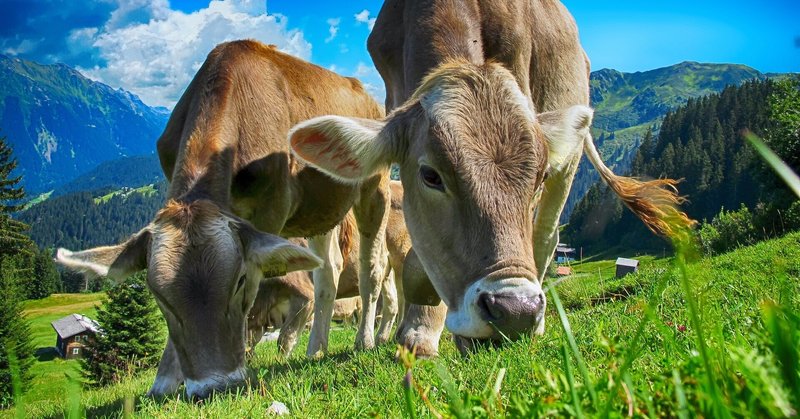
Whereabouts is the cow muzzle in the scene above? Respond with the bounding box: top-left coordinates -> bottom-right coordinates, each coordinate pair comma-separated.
184,367 -> 248,399
446,277 -> 545,340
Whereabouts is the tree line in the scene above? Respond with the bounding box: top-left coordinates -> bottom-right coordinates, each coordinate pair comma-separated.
564,77 -> 800,253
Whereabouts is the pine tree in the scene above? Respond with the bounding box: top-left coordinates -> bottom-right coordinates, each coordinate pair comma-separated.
82,272 -> 165,385
0,136 -> 34,260
0,257 -> 34,408
27,248 -> 61,299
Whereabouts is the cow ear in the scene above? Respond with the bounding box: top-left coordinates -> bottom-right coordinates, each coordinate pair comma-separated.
55,228 -> 151,281
539,105 -> 593,172
238,223 -> 322,277
289,116 -> 392,182
402,248 -> 441,306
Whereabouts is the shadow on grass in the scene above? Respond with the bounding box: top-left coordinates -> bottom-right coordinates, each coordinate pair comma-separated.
35,347 -> 59,362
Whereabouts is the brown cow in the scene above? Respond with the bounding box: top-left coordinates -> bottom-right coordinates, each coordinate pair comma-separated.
247,214 -> 400,355
55,40 -> 389,398
288,1 -> 692,356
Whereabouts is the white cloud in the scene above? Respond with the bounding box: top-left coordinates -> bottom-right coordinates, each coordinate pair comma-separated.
354,9 -> 376,31
325,17 -> 340,43
77,0 -> 311,108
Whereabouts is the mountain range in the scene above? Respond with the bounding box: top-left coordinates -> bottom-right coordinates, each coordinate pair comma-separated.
2,55 -> 785,249
0,54 -> 169,194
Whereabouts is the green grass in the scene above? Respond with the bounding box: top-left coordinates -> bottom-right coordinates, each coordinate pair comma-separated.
17,293 -> 104,409
4,233 -> 799,417
93,184 -> 157,204
21,191 -> 53,210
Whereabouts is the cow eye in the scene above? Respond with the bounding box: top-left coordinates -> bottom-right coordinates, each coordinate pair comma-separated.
419,165 -> 444,192
236,274 -> 247,294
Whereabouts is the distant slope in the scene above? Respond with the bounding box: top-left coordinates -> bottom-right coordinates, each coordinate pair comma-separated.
18,182 -> 167,250
564,61 -> 769,221
55,154 -> 165,197
0,54 -> 169,193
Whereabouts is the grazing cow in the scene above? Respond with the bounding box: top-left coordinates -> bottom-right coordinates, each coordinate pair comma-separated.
247,214 -> 399,355
288,0 -> 693,356
248,186 -> 411,354
55,40 -> 388,398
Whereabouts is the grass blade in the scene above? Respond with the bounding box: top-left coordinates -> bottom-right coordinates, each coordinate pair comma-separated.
745,131 -> 800,198
548,285 -> 598,406
562,343 -> 585,418
672,369 -> 689,419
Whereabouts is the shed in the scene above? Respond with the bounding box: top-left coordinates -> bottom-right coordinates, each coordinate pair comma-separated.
615,258 -> 639,278
556,266 -> 572,276
51,314 -> 101,359
555,243 -> 576,263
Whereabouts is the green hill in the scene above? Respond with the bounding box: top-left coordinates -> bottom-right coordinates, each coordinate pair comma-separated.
565,62 -> 771,221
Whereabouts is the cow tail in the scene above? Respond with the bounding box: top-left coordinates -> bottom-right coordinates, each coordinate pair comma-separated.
583,134 -> 696,241
338,211 -> 357,259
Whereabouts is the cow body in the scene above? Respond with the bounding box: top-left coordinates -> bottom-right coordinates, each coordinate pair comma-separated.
56,40 -> 390,398
249,183 -> 411,354
289,1 -> 692,356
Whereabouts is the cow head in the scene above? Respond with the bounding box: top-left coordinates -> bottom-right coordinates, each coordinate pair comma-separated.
289,61 -> 591,342
55,199 -> 320,398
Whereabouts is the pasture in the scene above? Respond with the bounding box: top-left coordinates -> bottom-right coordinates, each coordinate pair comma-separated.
6,232 -> 799,417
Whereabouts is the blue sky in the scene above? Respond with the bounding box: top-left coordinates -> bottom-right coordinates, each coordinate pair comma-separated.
1,0 -> 797,108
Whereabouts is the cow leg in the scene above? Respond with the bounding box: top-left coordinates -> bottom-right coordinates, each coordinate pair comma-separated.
306,230 -> 343,357
394,302 -> 447,358
353,176 -> 390,350
278,290 -> 313,356
532,143 -> 583,335
147,338 -> 183,397
376,267 -> 399,344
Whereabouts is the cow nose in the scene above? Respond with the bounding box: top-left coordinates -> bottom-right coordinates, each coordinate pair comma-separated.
476,291 -> 545,338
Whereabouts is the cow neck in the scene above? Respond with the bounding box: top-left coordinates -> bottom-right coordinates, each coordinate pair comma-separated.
168,146 -> 234,209
405,0 -> 485,94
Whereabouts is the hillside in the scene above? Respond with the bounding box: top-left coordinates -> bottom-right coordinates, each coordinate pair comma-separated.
566,77 -> 800,250
564,62 -> 769,221
17,182 -> 167,250
9,232 -> 799,417
0,55 -> 168,193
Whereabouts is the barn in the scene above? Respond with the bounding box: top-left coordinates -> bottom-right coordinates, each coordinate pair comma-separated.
615,258 -> 640,278
51,314 -> 101,359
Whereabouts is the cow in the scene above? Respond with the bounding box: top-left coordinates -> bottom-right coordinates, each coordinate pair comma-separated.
246,213 -> 400,355
248,184 -> 412,355
54,40 -> 389,398
288,0 -> 694,356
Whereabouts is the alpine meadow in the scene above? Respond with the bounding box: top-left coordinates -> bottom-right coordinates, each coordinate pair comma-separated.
0,0 -> 798,417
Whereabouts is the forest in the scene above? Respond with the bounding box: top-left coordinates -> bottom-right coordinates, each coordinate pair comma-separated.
565,77 -> 800,252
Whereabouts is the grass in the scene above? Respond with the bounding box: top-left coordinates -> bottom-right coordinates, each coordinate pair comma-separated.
16,293 -> 104,409
93,184 -> 157,204
3,233 -> 799,417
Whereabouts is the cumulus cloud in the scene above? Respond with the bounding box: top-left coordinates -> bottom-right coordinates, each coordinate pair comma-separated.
77,0 -> 311,108
354,9 -> 376,31
325,18 -> 341,43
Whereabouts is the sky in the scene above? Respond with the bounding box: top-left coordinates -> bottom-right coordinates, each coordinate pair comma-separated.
0,0 -> 797,109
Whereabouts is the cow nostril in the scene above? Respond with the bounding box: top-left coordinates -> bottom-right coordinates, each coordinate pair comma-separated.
477,292 -> 503,321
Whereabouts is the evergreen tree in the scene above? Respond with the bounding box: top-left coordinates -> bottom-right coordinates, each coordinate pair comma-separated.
28,248 -> 61,299
0,136 -> 34,259
82,272 -> 164,385
0,258 -> 34,408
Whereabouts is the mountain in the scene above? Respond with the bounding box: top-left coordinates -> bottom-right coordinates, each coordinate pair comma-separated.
18,182 -> 167,250
55,154 -> 165,197
0,54 -> 169,193
565,77 -> 800,251
564,62 -> 769,222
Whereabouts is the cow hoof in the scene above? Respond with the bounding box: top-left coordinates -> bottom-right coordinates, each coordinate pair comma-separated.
396,329 -> 439,358
354,337 -> 376,351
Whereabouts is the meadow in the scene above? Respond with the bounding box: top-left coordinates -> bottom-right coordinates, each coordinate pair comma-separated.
5,232 -> 799,418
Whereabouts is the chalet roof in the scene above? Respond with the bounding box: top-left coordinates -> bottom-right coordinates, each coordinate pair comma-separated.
51,314 -> 101,339
616,257 -> 639,268
556,266 -> 572,276
556,246 -> 576,254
